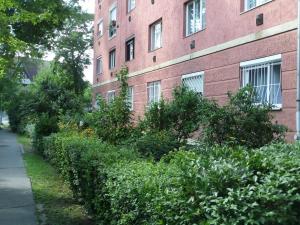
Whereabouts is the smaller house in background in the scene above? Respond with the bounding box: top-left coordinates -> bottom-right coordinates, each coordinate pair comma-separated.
18,58 -> 50,85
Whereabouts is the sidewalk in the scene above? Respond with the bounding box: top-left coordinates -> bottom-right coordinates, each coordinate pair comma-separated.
0,129 -> 36,225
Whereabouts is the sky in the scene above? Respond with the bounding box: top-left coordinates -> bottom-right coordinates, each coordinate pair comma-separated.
80,0 -> 95,84
44,0 -> 95,83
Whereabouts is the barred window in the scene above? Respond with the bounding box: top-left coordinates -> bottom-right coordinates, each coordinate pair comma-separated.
107,90 -> 116,103
182,72 -> 204,95
127,86 -> 134,111
147,81 -> 161,105
241,55 -> 282,108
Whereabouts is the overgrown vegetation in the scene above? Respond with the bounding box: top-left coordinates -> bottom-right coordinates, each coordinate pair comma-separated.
42,132 -> 300,225
20,135 -> 93,225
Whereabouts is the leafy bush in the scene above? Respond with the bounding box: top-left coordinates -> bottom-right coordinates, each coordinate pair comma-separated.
134,130 -> 180,161
88,67 -> 133,144
43,132 -> 140,224
106,144 -> 300,225
140,86 -> 203,141
200,86 -> 287,148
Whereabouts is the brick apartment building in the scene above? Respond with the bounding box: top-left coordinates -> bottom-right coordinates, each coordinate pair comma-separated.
93,0 -> 297,141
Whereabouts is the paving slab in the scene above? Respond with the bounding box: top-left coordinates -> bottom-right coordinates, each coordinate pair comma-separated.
0,130 -> 36,225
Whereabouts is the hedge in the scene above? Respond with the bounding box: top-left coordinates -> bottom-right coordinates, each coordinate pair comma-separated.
43,133 -> 300,225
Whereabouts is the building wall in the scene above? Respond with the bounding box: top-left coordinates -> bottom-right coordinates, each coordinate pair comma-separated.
93,0 -> 297,141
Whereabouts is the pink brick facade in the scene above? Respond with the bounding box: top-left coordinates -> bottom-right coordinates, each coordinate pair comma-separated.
93,0 -> 297,141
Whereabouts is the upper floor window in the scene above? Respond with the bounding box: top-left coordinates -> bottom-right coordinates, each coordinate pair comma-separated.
244,0 -> 271,11
109,49 -> 116,70
240,54 -> 282,109
107,90 -> 116,103
126,37 -> 135,61
128,0 -> 136,12
109,4 -> 117,38
147,81 -> 161,105
182,72 -> 204,96
185,0 -> 206,36
150,20 -> 162,51
97,20 -> 103,37
96,57 -> 103,75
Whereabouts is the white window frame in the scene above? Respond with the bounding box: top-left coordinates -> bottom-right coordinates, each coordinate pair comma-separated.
244,0 -> 272,11
128,0 -> 136,12
109,3 -> 117,39
240,54 -> 282,110
96,57 -> 103,75
147,81 -> 161,106
126,37 -> 135,61
107,90 -> 116,103
185,0 -> 206,36
150,20 -> 162,51
109,49 -> 116,70
94,93 -> 100,109
181,71 -> 204,95
97,19 -> 104,37
127,86 -> 134,111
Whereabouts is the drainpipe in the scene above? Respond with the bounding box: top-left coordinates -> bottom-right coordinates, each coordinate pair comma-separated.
296,0 -> 300,141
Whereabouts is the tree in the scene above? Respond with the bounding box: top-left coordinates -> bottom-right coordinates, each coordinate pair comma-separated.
52,6 -> 93,95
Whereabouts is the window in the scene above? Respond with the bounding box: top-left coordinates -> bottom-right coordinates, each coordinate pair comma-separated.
95,93 -> 100,109
182,72 -> 204,95
147,81 -> 161,105
96,57 -> 103,75
244,0 -> 271,11
185,0 -> 206,36
128,0 -> 136,12
109,49 -> 116,70
241,55 -> 282,108
150,20 -> 162,51
97,20 -> 103,37
126,38 -> 135,61
127,86 -> 134,110
107,90 -> 116,103
109,5 -> 117,38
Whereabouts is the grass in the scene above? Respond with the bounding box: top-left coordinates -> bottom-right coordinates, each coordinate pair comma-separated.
18,135 -> 93,225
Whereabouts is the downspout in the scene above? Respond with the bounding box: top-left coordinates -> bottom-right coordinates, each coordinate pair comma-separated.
296,0 -> 300,140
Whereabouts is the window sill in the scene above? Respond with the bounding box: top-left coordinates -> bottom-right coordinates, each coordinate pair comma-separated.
149,46 -> 162,53
109,34 -> 116,41
271,104 -> 282,111
240,0 -> 273,15
184,28 -> 206,38
127,7 -> 136,14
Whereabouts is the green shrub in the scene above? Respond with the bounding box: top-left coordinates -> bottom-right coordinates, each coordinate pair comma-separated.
106,144 -> 300,225
43,132 -> 140,224
200,86 -> 287,148
140,86 -> 203,142
88,67 -> 133,144
134,130 -> 180,161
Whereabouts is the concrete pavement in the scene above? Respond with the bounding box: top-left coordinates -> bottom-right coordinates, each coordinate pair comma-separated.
0,129 -> 36,225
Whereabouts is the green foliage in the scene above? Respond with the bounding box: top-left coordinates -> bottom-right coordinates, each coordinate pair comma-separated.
134,130 -> 180,161
106,144 -> 300,225
200,86 -> 287,148
88,67 -> 133,144
0,0 -> 75,79
43,132 -> 140,224
140,86 -> 203,142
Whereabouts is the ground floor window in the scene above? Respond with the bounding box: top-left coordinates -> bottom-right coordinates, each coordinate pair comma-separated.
147,81 -> 161,105
127,86 -> 134,111
107,90 -> 116,103
182,71 -> 204,96
240,54 -> 282,108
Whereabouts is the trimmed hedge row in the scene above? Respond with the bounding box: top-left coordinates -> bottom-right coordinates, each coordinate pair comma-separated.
43,133 -> 300,225
43,133 -> 140,223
